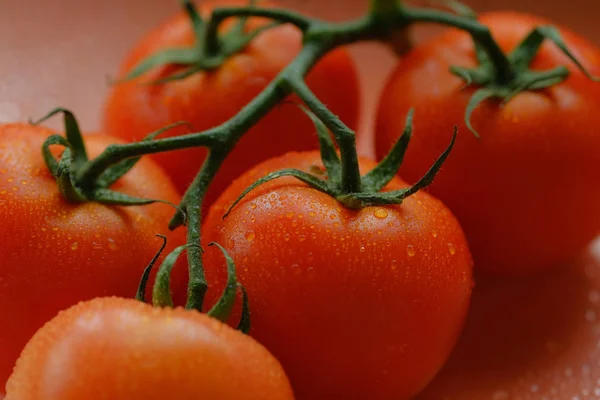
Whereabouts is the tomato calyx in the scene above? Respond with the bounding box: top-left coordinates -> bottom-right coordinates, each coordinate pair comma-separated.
115,0 -> 281,85
137,236 -> 251,334
32,108 -> 187,217
223,108 -> 457,218
451,25 -> 600,138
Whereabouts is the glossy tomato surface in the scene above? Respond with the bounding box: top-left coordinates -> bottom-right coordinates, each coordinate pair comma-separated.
5,297 -> 294,400
0,123 -> 186,384
103,0 -> 360,207
376,11 -> 600,275
202,151 -> 474,399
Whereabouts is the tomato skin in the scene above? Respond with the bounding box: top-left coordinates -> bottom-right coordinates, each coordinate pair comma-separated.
5,297 -> 294,400
202,151 -> 474,399
375,11 -> 600,275
102,0 -> 360,207
0,124 -> 186,385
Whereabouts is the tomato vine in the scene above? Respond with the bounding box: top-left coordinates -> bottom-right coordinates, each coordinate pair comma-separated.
39,0 -> 597,313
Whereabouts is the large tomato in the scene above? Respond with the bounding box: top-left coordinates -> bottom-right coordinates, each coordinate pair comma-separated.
5,297 -> 294,400
0,123 -> 185,384
375,11 -> 600,275
202,151 -> 474,399
102,0 -> 360,207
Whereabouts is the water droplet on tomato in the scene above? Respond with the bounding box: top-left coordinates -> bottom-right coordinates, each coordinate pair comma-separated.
298,235 -> 306,242
20,180 -> 28,185
107,238 -> 118,251
309,211 -> 317,217
374,208 -> 388,219
245,231 -> 255,242
359,246 -> 365,253
283,233 -> 290,242
250,203 -> 257,209
589,290 -> 600,304
406,245 -> 416,257
448,243 -> 456,255
70,242 -> 78,251
432,230 -> 438,238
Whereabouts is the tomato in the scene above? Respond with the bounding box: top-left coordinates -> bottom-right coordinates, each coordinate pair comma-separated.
0,123 -> 186,385
375,11 -> 600,275
417,244 -> 600,400
5,297 -> 294,400
102,0 -> 360,207
201,151 -> 474,399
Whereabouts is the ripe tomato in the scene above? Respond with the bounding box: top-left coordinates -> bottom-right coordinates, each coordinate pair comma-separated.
5,297 -> 294,400
417,245 -> 600,400
0,123 -> 186,385
102,0 -> 360,207
202,151 -> 474,399
375,11 -> 600,275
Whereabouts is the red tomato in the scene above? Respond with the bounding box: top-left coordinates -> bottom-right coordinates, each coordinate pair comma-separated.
202,151 -> 474,399
5,297 -> 294,400
375,11 -> 600,275
102,0 -> 360,207
0,123 -> 186,385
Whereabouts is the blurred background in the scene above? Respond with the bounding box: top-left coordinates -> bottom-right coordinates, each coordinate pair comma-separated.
2,1 -> 600,399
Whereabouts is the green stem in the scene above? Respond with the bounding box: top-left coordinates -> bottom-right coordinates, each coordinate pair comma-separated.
370,0 -> 401,15
77,131 -> 220,191
283,73 -> 362,193
404,7 -> 515,83
184,151 -> 224,311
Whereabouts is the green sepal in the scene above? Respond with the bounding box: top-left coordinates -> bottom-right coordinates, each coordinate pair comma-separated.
207,242 -> 239,323
152,244 -> 193,308
236,284 -> 251,334
30,107 -> 88,170
117,48 -> 200,84
362,109 -> 414,192
463,88 -> 496,138
223,168 -> 336,219
41,134 -> 70,176
296,104 -> 341,181
337,128 -> 457,208
136,235 -> 168,303
55,148 -> 87,203
181,0 -> 205,45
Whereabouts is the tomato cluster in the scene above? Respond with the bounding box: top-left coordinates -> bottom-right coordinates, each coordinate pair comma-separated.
1,1 -> 599,399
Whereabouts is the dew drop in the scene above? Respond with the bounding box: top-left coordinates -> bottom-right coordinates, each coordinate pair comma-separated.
564,367 -> 574,378
359,246 -> 366,253
298,235 -> 306,242
406,245 -> 416,257
589,290 -> 600,304
107,238 -> 118,251
448,243 -> 456,255
0,190 -> 6,195
283,233 -> 290,242
70,242 -> 78,251
245,231 -> 256,242
250,203 -> 257,209
228,237 -> 236,248
52,227 -> 59,232
286,212 -> 294,219
309,211 -> 317,217
432,231 -> 438,238
374,209 -> 388,219
20,180 -> 28,185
